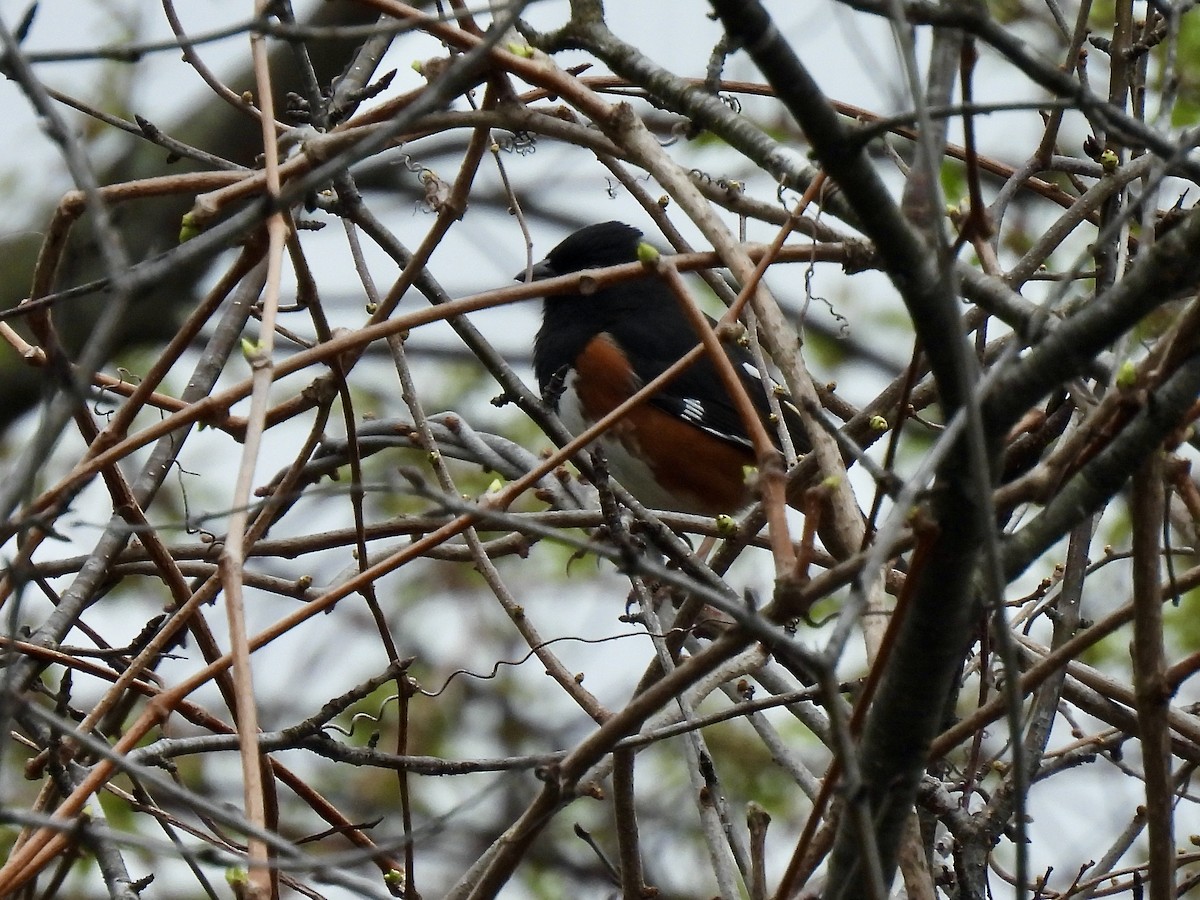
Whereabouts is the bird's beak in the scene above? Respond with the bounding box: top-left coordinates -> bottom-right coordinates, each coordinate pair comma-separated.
514,258 -> 555,283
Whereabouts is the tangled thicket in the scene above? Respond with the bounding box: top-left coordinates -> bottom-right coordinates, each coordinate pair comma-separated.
2,1 -> 1200,898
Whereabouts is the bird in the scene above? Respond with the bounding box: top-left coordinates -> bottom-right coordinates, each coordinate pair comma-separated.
520,221 -> 808,516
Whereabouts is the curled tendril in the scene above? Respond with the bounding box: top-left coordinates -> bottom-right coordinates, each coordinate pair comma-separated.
321,693 -> 400,738
604,170 -> 651,199
93,367 -> 140,420
419,629 -> 687,698
689,168 -> 743,195
395,152 -> 428,175
803,264 -> 850,338
493,131 -> 537,156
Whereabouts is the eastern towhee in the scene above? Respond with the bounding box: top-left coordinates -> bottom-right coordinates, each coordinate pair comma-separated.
521,221 -> 808,516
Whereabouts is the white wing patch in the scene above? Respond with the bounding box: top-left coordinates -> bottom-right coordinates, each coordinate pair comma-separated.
679,397 -> 707,425
676,396 -> 753,448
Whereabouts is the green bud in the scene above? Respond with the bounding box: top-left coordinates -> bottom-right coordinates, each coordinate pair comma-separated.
178,213 -> 200,243
1116,359 -> 1137,389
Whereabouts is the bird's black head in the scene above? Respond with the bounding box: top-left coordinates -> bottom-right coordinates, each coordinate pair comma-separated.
525,222 -> 664,396
520,221 -> 643,281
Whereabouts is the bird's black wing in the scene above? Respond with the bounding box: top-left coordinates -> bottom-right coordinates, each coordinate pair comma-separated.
614,314 -> 809,454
